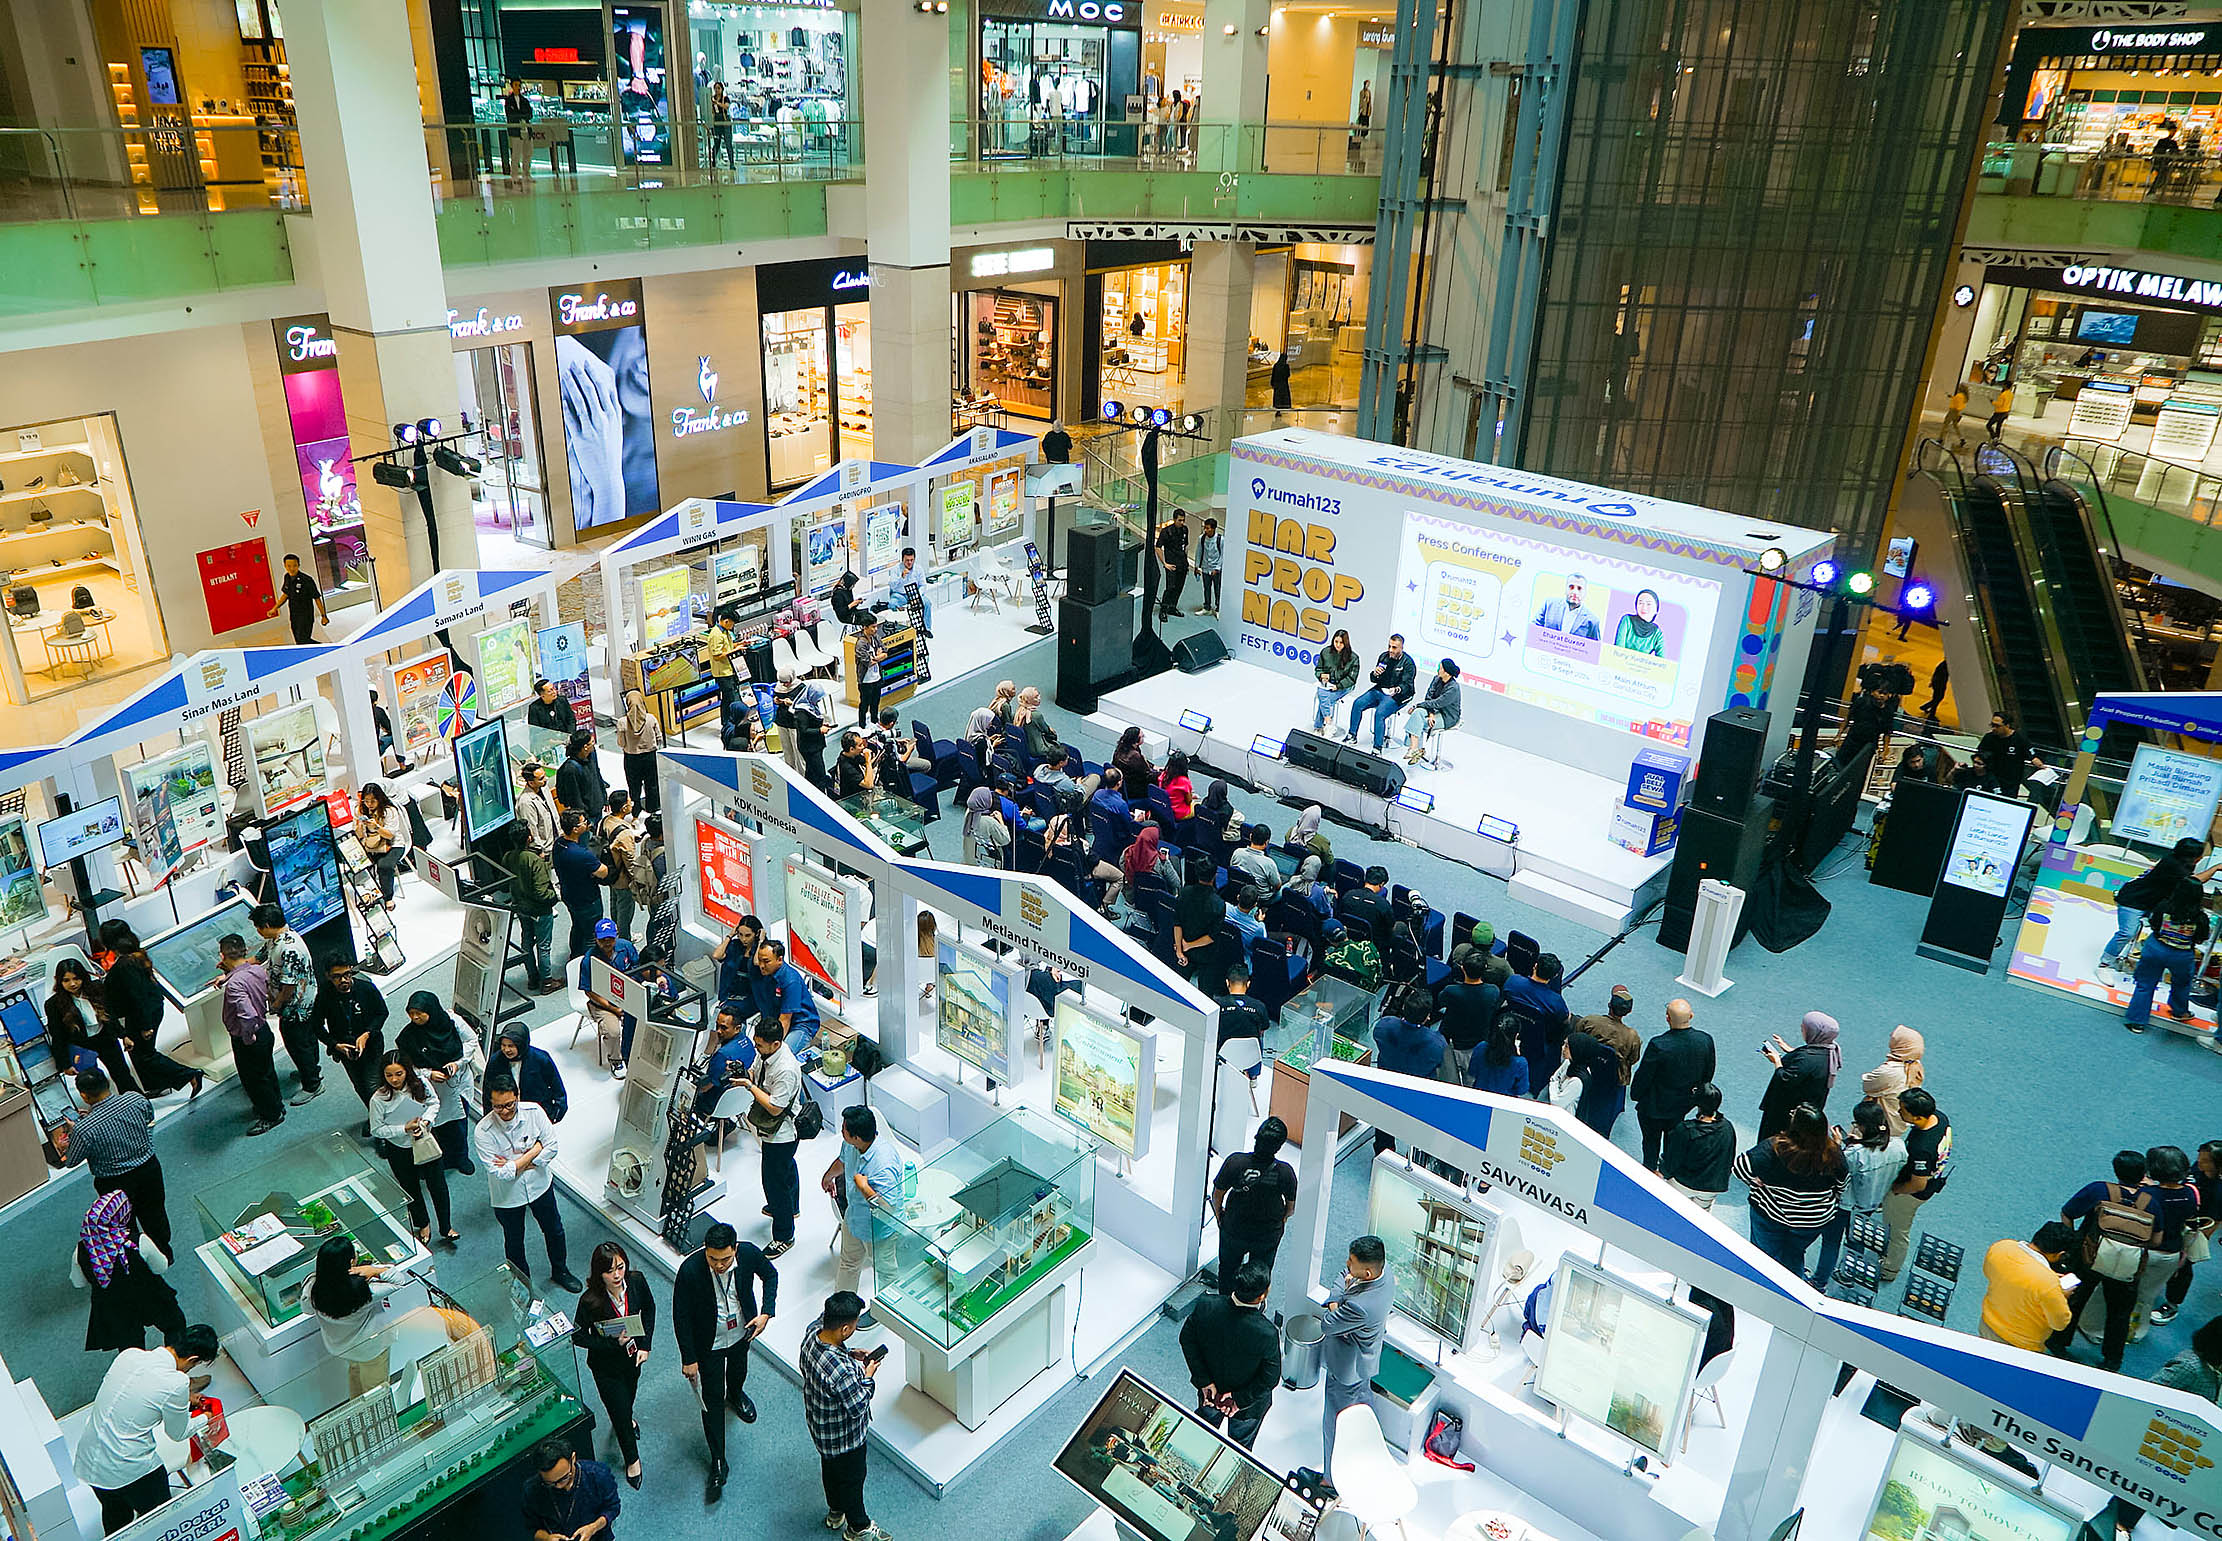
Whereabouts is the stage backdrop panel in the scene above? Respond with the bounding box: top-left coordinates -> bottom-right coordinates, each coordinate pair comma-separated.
1223,428 -> 1832,772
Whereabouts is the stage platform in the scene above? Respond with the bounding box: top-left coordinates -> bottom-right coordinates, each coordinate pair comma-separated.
1090,660 -> 1672,931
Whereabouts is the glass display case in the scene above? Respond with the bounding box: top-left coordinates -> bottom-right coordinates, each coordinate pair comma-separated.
238,1266 -> 587,1541
195,1134 -> 423,1328
872,1106 -> 1096,1348
1266,975 -> 1378,1145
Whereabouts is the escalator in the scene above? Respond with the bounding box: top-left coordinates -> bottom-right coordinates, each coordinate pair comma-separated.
2028,475 -> 2148,708
1952,470 -> 2076,749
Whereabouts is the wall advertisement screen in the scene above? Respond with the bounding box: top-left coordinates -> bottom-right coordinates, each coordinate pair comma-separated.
475,615 -> 537,716
247,702 -> 326,818
783,856 -> 857,998
1532,1256 -> 1707,1458
639,565 -> 695,645
390,651 -> 454,759
1387,509 -> 1723,748
2113,744 -> 2222,848
1859,1431 -> 2079,1541
694,816 -> 755,931
126,743 -> 222,858
935,937 -> 1017,1082
537,621 -> 592,714
551,278 -> 660,532
266,800 -> 346,934
1052,995 -> 1152,1157
0,821 -> 38,931
612,5 -> 671,166
453,717 -> 518,843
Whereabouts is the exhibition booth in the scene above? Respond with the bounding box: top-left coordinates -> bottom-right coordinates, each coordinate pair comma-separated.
497,743 -> 1224,1491
2012,689 -> 2222,1038
1033,1063 -> 2214,1541
1095,428 -> 1833,929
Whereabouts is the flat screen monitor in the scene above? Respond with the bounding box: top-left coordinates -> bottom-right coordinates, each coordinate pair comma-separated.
1532,1256 -> 1708,1458
1051,994 -> 1153,1158
266,800 -> 346,934
144,895 -> 257,1008
452,716 -> 518,844
1051,1370 -> 1320,1541
2078,309 -> 2140,345
35,798 -> 128,869
0,991 -> 43,1047
1857,1430 -> 2078,1541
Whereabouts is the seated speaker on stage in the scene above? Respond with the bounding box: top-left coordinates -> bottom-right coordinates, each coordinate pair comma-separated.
1346,634 -> 1417,752
1312,628 -> 1360,734
1402,658 -> 1462,765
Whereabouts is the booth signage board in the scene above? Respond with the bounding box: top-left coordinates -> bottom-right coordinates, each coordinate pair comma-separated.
177,649 -> 258,726
427,569 -> 487,631
0,820 -> 38,930
2066,380 -> 2137,442
940,483 -> 977,552
934,936 -> 1020,1082
783,855 -> 861,998
127,743 -> 223,855
537,622 -> 592,714
248,701 -> 325,818
411,846 -> 466,903
108,1460 -> 247,1541
712,545 -> 762,607
803,516 -> 849,599
2114,743 -> 2222,847
693,815 -> 756,931
590,953 -> 648,1023
1922,789 -> 2038,970
390,652 -> 453,758
2154,399 -> 2222,463
474,615 -> 537,715
1051,993 -> 1152,1157
1532,1253 -> 1708,1458
639,565 -> 695,646
862,502 -> 904,583
1858,1429 -> 2080,1541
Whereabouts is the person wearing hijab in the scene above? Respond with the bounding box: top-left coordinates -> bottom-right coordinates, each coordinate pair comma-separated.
494,1021 -> 570,1123
1197,779 -> 1239,845
963,786 -> 1013,868
398,992 -> 483,1173
1757,1011 -> 1841,1140
1860,1026 -> 1925,1134
71,1190 -> 184,1352
1285,806 -> 1332,868
615,687 -> 665,813
1613,588 -> 1666,656
1121,823 -> 1173,889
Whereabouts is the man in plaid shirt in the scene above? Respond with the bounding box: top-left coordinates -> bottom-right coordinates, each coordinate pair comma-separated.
800,1292 -> 889,1541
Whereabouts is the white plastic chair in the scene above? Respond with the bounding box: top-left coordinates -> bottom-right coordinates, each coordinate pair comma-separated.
1520,1328 -> 1546,1388
563,978 -> 603,1066
791,626 -> 834,676
709,1084 -> 755,1172
1221,1036 -> 1263,1112
770,634 -> 803,683
812,621 -> 846,678
1331,1404 -> 1417,1539
1681,1348 -> 1735,1452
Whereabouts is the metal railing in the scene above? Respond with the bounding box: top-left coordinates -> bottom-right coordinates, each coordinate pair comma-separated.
955,118 -> 1381,176
2058,435 -> 2222,526
423,116 -> 861,200
1981,138 -> 2222,207
0,123 -> 304,224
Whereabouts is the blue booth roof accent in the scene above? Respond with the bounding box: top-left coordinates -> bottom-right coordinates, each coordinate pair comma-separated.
2090,691 -> 2222,740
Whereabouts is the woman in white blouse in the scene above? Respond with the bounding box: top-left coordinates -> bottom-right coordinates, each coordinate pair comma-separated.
367,1053 -> 458,1245
305,1235 -> 409,1396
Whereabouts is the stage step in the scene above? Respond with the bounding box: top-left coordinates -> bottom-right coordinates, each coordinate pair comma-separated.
1508,865 -> 1638,934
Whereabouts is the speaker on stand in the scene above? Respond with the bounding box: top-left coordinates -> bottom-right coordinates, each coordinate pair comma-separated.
1056,595 -> 1133,714
1065,525 -> 1124,606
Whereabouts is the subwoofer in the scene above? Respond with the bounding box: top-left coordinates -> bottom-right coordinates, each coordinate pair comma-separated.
1066,524 -> 1124,606
1056,595 -> 1131,713
1171,630 -> 1230,674
1657,794 -> 1774,950
1284,728 -> 1342,777
1690,706 -> 1771,817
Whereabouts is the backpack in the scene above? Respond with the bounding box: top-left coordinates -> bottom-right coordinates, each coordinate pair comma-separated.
1223,1157 -> 1287,1230
1322,934 -> 1382,992
2080,1183 -> 2157,1280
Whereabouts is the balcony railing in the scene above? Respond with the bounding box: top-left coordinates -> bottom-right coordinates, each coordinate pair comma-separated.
422,118 -> 859,200
0,123 -> 305,224
2060,436 -> 2222,527
956,117 -> 1381,176
1980,138 -> 2222,206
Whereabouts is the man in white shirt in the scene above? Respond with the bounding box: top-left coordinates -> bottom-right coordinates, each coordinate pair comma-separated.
745,1019 -> 805,1257
474,1076 -> 581,1292
75,1324 -> 218,1534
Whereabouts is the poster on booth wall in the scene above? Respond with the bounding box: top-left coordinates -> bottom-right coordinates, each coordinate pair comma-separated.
694,817 -> 755,931
0,819 -> 42,932
1533,1256 -> 1707,1458
126,743 -> 222,856
783,857 -> 855,998
984,466 -> 1022,539
390,651 -> 453,760
1051,995 -> 1152,1157
802,516 -> 849,599
2114,743 -> 2222,848
713,544 -> 763,608
246,700 -> 326,818
550,278 -> 660,532
1388,509 -> 1724,748
1858,1431 -> 2080,1541
940,482 -> 977,552
537,621 -> 592,715
862,502 -> 905,584
474,615 -> 537,716
935,938 -> 1017,1082
639,565 -> 695,645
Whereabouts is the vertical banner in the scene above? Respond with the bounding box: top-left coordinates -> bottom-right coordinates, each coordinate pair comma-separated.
550,279 -> 660,532
390,652 -> 453,759
537,621 -> 592,715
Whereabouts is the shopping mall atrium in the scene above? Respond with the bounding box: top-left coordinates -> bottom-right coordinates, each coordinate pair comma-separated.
9,2 -> 2222,1540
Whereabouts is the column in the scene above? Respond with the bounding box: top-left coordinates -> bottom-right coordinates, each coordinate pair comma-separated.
1200,0 -> 1272,172
862,0 -> 954,464
287,0 -> 475,588
1186,241 -> 1257,445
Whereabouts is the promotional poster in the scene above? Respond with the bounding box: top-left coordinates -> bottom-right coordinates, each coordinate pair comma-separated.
1533,1257 -> 1706,1457
1861,1433 -> 2079,1541
803,515 -> 850,599
612,5 -> 671,166
390,651 -> 453,759
1052,997 -> 1150,1157
941,482 -> 977,551
247,701 -> 326,818
267,801 -> 346,934
537,621 -> 592,714
0,820 -> 38,931
862,502 -> 904,583
639,565 -> 695,645
2113,744 -> 2222,848
984,466 -> 1022,538
935,938 -> 1016,1081
551,279 -> 660,532
784,857 -> 856,997
126,743 -> 222,856
474,615 -> 537,716
694,817 -> 756,931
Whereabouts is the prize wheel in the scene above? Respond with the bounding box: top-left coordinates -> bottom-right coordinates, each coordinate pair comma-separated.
438,673 -> 478,738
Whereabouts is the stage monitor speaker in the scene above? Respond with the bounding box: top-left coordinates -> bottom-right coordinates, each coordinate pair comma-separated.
1339,746 -> 1406,800
1285,728 -> 1342,778
1691,706 -> 1772,817
1172,630 -> 1230,674
1066,524 -> 1124,605
1658,794 -> 1774,950
1056,595 -> 1131,711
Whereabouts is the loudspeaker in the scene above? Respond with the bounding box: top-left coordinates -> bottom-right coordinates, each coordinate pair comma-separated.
1056,595 -> 1131,711
1691,706 -> 1771,816
1285,728 -> 1342,777
1340,747 -> 1406,800
1066,524 -> 1124,605
1658,794 -> 1774,950
1172,630 -> 1230,674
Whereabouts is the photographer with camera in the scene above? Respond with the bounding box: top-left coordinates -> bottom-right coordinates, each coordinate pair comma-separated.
1840,661 -> 1914,767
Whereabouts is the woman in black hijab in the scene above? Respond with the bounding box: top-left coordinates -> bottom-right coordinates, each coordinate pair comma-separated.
397,991 -> 480,1174
493,1020 -> 569,1123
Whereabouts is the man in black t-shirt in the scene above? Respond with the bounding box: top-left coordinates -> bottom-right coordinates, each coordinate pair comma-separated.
271,553 -> 328,644
1881,1087 -> 1952,1283
1156,509 -> 1191,620
1212,1117 -> 1297,1293
1974,709 -> 2042,799
1434,951 -> 1498,1083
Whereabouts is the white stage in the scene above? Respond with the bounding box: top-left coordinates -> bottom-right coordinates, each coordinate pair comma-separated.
1091,660 -> 1673,931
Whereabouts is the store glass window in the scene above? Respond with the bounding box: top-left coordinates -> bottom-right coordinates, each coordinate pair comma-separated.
1099,263 -> 1186,409
0,413 -> 169,708
764,308 -> 833,488
834,303 -> 874,462
982,20 -> 1122,156
688,3 -> 855,162
453,342 -> 551,555
970,290 -> 1058,419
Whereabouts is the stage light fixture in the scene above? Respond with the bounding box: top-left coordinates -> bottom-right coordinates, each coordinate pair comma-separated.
1223,21 -> 1236,31
416,417 -> 442,439
433,445 -> 482,478
1129,404 -> 1151,424
371,459 -> 417,490
1847,570 -> 1875,596
1101,400 -> 1125,422
393,422 -> 418,444
1150,407 -> 1172,427
1757,546 -> 1788,574
1179,413 -> 1204,434
1904,582 -> 1936,611
1809,559 -> 1841,588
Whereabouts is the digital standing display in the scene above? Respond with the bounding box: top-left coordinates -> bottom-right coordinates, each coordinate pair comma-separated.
1858,1431 -> 2079,1541
145,895 -> 257,1007
1387,509 -> 1723,747
0,821 -> 39,932
35,798 -> 128,869
2113,744 -> 2222,849
474,615 -> 536,716
1052,996 -> 1152,1157
935,938 -> 1017,1081
611,5 -> 671,166
551,279 -> 660,532
1940,792 -> 2036,899
452,717 -> 518,843
694,817 -> 755,931
1532,1257 -> 1708,1457
783,856 -> 857,998
266,800 -> 346,934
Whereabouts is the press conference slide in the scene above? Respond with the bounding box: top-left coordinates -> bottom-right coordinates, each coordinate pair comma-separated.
1388,509 -> 1722,746
2113,744 -> 2222,849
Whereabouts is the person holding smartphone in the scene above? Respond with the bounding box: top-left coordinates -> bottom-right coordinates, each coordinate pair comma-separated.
802,1291 -> 891,1541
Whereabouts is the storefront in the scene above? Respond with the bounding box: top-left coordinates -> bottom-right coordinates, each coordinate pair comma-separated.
1246,240 -> 1370,408
1083,239 -> 1188,418
0,412 -> 168,702
756,254 -> 873,490
269,315 -> 375,610
451,338 -> 553,551
956,241 -> 1079,422
2002,22 -> 2222,157
979,0 -> 1142,158
1143,1 -> 1201,112
1263,4 -> 1391,169
685,0 -> 855,162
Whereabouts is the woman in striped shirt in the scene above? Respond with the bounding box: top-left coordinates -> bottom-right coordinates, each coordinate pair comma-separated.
1735,1105 -> 1847,1284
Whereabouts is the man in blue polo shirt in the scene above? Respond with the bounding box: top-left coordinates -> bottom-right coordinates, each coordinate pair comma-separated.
753,939 -> 821,1053
551,809 -> 609,961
